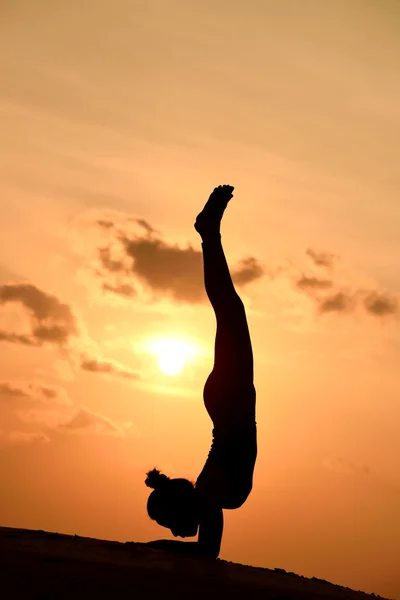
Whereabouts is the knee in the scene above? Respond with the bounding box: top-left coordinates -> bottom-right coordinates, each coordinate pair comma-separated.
228,293 -> 245,315
214,300 -> 244,322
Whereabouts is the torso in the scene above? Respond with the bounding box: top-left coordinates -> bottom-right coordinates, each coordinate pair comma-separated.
196,420 -> 257,510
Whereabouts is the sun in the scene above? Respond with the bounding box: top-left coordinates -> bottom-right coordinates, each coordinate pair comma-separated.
157,347 -> 185,375
145,336 -> 199,376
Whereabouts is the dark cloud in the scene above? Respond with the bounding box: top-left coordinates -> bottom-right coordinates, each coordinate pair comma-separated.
296,275 -> 333,292
97,219 -> 115,229
232,257 -> 265,286
292,250 -> 400,319
97,217 -> 158,236
121,236 -> 205,303
32,324 -> 75,345
306,248 -> 336,269
98,247 -> 126,274
0,381 -> 30,398
95,219 -> 265,303
302,286 -> 399,318
0,283 -> 75,324
0,380 -> 71,405
0,331 -> 37,346
318,292 -> 354,313
0,283 -> 78,346
134,218 -> 159,236
363,291 -> 398,316
81,356 -> 141,380
35,384 -> 71,405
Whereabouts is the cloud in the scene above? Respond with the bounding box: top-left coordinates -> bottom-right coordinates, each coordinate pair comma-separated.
295,275 -> 333,292
318,291 -> 355,314
102,282 -> 136,297
134,218 -> 159,236
363,291 -> 398,316
323,456 -> 370,476
0,331 -> 37,346
17,406 -> 131,437
80,356 -> 141,380
0,281 -> 142,383
0,381 -> 31,399
5,431 -> 50,445
98,247 -> 126,273
303,286 -> 400,317
0,283 -> 76,326
119,236 -> 205,303
309,287 -> 399,317
306,248 -> 337,269
94,218 -> 265,303
36,383 -> 71,405
17,409 -> 67,428
97,219 -> 115,230
57,407 -> 123,436
94,220 -> 400,322
0,380 -> 71,405
0,283 -> 78,346
293,249 -> 400,319
232,257 -> 265,286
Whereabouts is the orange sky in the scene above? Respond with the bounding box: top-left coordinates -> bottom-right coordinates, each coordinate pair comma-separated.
1,1 -> 399,597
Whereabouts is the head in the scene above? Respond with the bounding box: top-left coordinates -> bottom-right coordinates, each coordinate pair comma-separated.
145,468 -> 199,538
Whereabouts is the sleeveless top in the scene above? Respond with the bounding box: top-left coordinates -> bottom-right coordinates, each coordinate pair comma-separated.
197,416 -> 257,509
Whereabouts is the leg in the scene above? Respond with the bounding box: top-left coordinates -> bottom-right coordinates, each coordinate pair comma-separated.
201,236 -> 253,382
195,186 -> 255,424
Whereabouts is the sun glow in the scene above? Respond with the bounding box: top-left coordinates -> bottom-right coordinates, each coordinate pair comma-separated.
145,336 -> 200,376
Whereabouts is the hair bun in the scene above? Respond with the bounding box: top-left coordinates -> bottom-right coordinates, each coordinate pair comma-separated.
145,468 -> 170,490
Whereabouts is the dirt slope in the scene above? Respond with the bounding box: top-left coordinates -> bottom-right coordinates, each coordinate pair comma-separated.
0,527 -> 391,600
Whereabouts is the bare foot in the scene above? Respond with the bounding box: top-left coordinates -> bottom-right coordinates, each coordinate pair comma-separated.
194,185 -> 234,237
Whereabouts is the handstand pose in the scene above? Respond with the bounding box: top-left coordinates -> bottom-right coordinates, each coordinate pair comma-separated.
145,185 -> 257,558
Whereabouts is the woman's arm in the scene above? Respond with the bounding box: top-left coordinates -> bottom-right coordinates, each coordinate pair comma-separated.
145,506 -> 223,559
195,456 -> 226,558
198,505 -> 223,558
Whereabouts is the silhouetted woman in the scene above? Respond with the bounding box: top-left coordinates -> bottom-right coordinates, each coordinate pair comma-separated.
145,185 -> 257,558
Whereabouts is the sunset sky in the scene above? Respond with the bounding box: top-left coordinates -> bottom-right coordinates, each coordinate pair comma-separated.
1,1 -> 400,597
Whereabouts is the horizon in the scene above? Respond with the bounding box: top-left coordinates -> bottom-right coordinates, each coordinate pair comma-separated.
1,2 -> 399,599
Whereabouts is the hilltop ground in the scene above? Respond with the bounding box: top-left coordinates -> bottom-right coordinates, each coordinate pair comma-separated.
0,526 -> 391,600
